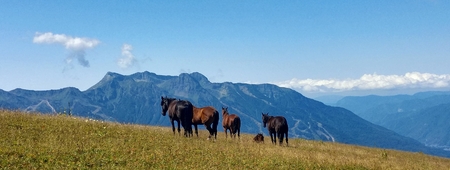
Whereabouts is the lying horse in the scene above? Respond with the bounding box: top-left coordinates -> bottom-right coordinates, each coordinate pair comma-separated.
160,96 -> 193,137
253,133 -> 264,143
262,112 -> 288,146
221,107 -> 241,139
192,105 -> 219,140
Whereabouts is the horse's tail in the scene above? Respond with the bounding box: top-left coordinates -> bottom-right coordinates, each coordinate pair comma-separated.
283,117 -> 288,146
212,109 -> 220,137
232,116 -> 241,133
233,116 -> 241,138
179,100 -> 193,137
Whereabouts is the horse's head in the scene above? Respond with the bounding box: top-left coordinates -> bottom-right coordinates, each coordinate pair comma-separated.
221,107 -> 228,116
160,96 -> 170,116
262,112 -> 270,128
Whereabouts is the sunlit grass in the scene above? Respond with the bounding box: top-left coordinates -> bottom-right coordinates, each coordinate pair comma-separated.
1,109 -> 450,169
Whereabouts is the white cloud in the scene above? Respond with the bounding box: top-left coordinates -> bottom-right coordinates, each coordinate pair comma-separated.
33,32 -> 100,67
276,72 -> 450,92
117,44 -> 137,69
33,32 -> 100,50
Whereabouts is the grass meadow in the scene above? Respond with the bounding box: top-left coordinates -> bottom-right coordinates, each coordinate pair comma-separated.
1,109 -> 450,169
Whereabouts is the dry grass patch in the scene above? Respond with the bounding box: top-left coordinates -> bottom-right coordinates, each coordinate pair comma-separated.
1,109 -> 450,169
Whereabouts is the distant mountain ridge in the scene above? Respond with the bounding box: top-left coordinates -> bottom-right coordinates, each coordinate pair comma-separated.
336,91 -> 450,149
1,71 -> 449,158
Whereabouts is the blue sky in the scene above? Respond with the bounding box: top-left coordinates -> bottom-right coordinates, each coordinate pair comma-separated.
1,1 -> 450,97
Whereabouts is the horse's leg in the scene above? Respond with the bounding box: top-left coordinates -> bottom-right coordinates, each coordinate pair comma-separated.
176,120 -> 181,136
278,132 -> 284,145
193,124 -> 199,137
204,123 -> 213,140
270,132 -> 275,144
215,128 -> 218,139
183,124 -> 187,137
224,127 -> 228,138
182,121 -> 189,137
272,132 -> 277,144
230,127 -> 234,139
189,125 -> 193,137
273,132 -> 277,144
170,119 -> 176,135
187,124 -> 192,137
184,123 -> 189,137
285,131 -> 289,146
214,128 -> 217,140
230,128 -> 234,139
186,122 -> 193,137
230,127 -> 236,138
237,128 -> 240,139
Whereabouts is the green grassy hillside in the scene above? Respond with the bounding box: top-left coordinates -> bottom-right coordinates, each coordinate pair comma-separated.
1,110 -> 450,169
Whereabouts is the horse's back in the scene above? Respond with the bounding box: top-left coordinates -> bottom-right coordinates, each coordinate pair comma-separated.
223,114 -> 239,127
230,114 -> 240,124
276,116 -> 288,129
193,106 -> 217,121
231,114 -> 241,129
269,116 -> 288,132
229,114 -> 239,119
196,106 -> 216,115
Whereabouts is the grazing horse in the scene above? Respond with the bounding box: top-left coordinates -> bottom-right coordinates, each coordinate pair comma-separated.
192,105 -> 219,140
261,113 -> 288,146
160,96 -> 193,137
253,133 -> 264,143
221,107 -> 241,139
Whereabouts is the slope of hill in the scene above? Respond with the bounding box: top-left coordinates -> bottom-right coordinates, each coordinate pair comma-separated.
2,110 -> 450,169
336,91 -> 450,149
1,71 -> 449,157
383,103 -> 450,148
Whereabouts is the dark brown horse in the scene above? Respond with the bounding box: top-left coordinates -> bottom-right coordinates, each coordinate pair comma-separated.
160,96 -> 193,137
221,107 -> 241,139
262,112 -> 288,146
192,105 -> 219,140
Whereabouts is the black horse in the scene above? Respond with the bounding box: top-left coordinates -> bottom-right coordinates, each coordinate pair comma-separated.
261,112 -> 288,146
160,96 -> 193,137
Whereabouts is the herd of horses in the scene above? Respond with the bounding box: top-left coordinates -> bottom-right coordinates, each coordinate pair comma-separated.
160,96 -> 289,145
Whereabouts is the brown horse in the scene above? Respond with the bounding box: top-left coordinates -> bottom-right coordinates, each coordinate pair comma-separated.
192,105 -> 219,140
160,96 -> 193,137
262,112 -> 288,146
221,107 -> 241,139
253,133 -> 264,143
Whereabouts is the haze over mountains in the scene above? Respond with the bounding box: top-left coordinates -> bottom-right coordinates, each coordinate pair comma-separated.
1,71 -> 449,158
335,92 -> 450,150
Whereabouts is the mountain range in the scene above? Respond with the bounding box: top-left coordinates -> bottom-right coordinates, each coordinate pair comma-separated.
1,71 -> 449,158
336,91 -> 450,150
